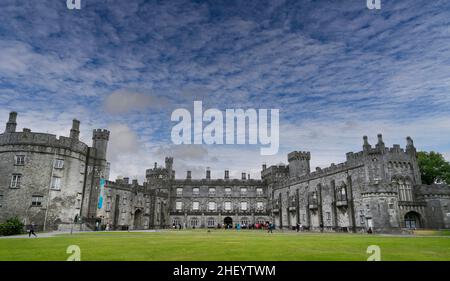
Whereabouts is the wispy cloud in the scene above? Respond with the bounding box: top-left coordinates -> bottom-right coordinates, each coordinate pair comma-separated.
1,0 -> 449,181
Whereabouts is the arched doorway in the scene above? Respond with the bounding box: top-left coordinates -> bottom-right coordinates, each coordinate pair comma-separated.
404,211 -> 421,229
224,217 -> 233,228
134,209 -> 143,230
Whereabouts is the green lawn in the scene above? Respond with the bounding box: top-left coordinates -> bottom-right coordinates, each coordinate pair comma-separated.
0,230 -> 449,261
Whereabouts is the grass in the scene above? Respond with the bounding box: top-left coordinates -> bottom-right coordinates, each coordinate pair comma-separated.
0,229 -> 449,261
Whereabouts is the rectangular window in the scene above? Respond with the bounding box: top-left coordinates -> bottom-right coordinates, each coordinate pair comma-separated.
76,193 -> 82,209
80,163 -> 85,174
54,159 -> 64,169
176,201 -> 183,210
209,187 -> 215,195
15,155 -> 25,165
192,187 -> 199,195
51,177 -> 61,190
10,174 -> 21,188
257,201 -> 264,210
225,187 -> 232,195
240,187 -> 247,195
31,195 -> 43,207
176,188 -> 183,196
256,188 -> 263,196
224,201 -> 232,211
191,218 -> 199,227
240,201 -> 248,211
360,215 -> 365,225
208,201 -> 216,211
192,201 -> 199,210
326,212 -> 331,221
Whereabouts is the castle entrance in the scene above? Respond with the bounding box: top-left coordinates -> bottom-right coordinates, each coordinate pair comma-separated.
224,217 -> 233,228
134,209 -> 143,230
404,211 -> 421,229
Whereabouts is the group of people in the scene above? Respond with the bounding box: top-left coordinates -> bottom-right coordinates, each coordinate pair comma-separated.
172,223 -> 185,230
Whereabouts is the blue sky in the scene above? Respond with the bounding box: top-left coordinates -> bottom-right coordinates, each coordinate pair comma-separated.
1,0 -> 450,181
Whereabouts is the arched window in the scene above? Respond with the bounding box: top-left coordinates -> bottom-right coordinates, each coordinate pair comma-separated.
338,186 -> 347,201
404,180 -> 413,201
396,178 -> 413,202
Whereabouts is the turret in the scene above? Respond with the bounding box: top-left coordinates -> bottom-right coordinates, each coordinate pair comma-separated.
288,151 -> 311,178
5,112 -> 17,133
70,119 -> 80,140
92,129 -> 110,161
375,133 -> 385,151
206,167 -> 211,180
165,157 -> 174,179
406,136 -> 416,155
363,136 -> 371,151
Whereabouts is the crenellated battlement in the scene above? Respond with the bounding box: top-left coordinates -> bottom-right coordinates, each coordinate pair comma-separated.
0,112 -> 110,160
0,131 -> 89,155
92,129 -> 110,140
346,151 -> 364,162
288,151 -> 311,161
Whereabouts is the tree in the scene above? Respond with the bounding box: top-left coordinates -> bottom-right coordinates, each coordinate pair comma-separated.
417,151 -> 450,185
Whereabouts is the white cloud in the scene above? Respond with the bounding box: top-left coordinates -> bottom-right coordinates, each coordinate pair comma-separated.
103,90 -> 170,114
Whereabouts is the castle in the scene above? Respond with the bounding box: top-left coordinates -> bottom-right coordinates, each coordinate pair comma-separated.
0,112 -> 449,233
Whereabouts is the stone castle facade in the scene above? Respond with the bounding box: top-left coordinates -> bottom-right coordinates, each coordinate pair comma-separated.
0,112 -> 449,232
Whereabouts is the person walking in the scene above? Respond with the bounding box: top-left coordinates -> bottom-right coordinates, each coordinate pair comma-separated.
28,223 -> 37,238
267,222 -> 273,233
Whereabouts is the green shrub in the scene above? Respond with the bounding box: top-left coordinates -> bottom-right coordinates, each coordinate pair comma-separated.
0,217 -> 24,236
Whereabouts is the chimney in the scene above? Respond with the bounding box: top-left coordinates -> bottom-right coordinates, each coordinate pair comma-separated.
154,162 -> 157,169
206,168 -> 211,180
187,170 -> 192,180
242,172 -> 246,180
224,170 -> 229,180
262,164 -> 267,170
23,128 -> 31,133
70,119 -> 80,140
123,177 -> 130,184
5,111 -> 17,133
